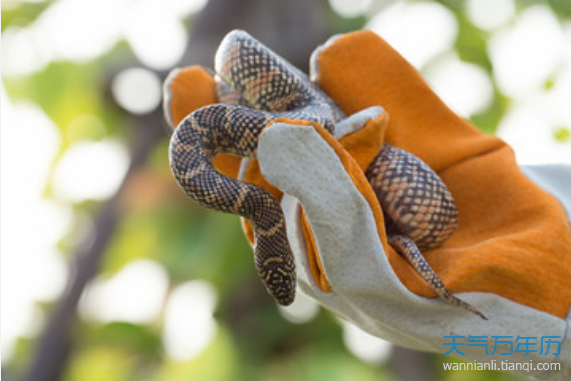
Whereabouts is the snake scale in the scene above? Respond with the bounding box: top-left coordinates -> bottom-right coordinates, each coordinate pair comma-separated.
169,30 -> 486,319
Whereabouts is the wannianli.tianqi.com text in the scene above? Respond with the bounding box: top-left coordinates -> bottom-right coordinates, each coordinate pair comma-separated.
443,360 -> 561,372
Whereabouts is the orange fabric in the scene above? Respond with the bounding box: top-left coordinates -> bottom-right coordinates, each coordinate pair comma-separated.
238,159 -> 283,245
311,31 -> 571,318
284,113 -> 398,292
165,67 -> 287,244
233,110 -> 392,252
165,35 -> 571,319
301,210 -> 332,292
167,66 -> 217,127
165,66 -> 242,178
239,160 -> 283,246
289,116 -> 433,295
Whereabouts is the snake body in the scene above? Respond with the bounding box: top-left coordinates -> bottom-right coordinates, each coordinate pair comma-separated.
169,30 -> 485,319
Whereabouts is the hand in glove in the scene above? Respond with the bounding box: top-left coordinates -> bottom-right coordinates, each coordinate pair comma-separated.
164,30 -> 571,380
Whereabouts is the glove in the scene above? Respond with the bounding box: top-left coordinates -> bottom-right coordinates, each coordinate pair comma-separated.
164,30 -> 571,380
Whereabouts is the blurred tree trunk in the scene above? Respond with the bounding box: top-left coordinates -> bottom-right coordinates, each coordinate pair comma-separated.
22,110 -> 165,381
23,1 -> 329,381
184,0 -> 330,70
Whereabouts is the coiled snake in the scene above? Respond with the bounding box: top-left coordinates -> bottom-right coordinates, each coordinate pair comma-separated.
169,30 -> 486,319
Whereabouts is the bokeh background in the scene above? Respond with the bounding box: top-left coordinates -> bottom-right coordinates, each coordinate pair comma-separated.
2,0 -> 571,380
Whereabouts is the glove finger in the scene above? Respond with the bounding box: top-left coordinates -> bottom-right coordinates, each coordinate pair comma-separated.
163,66 -> 217,129
311,31 -> 502,170
258,122 -> 404,296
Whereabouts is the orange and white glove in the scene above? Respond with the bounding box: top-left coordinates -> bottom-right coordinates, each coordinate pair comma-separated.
164,30 -> 571,380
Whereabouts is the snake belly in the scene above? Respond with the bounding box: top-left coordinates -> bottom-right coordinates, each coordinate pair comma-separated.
169,30 -> 485,319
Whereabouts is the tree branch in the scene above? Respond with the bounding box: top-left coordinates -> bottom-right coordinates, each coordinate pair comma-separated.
22,111 -> 165,381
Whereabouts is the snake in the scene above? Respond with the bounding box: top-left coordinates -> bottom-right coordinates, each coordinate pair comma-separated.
169,30 -> 486,319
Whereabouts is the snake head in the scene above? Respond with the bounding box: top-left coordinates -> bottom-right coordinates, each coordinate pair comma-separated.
253,223 -> 296,306
214,30 -> 343,129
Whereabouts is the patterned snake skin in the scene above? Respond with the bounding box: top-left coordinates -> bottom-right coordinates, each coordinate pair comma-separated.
169,30 -> 486,319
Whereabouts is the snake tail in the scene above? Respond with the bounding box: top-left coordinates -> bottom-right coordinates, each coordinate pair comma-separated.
389,236 -> 487,320
367,145 -> 485,319
169,104 -> 296,305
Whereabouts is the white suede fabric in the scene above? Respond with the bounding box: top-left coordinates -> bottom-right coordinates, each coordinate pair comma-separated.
257,121 -> 571,380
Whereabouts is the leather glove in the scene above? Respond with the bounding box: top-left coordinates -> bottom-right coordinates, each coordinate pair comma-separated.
164,30 -> 571,380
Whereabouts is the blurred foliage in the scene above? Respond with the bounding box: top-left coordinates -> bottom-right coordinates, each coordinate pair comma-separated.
2,0 -> 568,381
1,1 -> 50,31
548,0 -> 571,16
